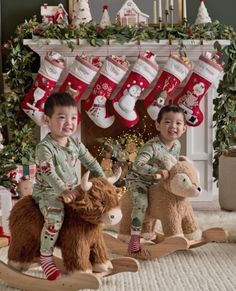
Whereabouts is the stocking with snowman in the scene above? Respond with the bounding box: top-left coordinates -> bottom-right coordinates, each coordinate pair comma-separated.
112,51 -> 159,128
21,52 -> 65,126
84,55 -> 129,128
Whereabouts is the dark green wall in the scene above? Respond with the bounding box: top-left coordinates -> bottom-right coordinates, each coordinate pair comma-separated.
1,0 -> 236,42
1,0 -> 67,42
187,0 -> 236,28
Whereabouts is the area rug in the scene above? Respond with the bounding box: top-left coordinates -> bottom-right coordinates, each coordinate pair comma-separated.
195,210 -> 236,242
0,243 -> 236,291
106,209 -> 236,242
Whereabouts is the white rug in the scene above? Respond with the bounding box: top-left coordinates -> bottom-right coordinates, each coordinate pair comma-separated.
195,210 -> 236,242
0,243 -> 236,291
106,209 -> 236,242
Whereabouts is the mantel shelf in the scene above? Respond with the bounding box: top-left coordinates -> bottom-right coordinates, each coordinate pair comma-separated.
23,39 -> 231,61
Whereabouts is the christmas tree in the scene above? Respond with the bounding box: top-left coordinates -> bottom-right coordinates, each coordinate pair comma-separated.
195,0 -> 212,25
74,0 -> 92,25
100,5 -> 111,28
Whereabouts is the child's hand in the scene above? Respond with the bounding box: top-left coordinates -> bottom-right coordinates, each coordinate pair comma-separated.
58,188 -> 80,204
156,169 -> 169,180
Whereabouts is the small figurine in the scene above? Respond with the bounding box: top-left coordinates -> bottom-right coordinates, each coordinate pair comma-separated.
100,5 -> 111,28
74,0 -> 92,25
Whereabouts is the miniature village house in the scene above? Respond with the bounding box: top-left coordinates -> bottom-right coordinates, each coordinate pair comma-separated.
116,0 -> 149,26
40,3 -> 68,24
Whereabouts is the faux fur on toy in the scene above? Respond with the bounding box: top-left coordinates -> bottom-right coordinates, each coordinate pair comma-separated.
8,172 -> 122,273
118,156 -> 202,242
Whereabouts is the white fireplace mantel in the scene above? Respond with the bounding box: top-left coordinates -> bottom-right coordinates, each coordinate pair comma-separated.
23,39 -> 230,204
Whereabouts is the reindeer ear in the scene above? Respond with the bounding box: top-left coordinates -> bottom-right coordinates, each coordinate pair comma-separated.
163,155 -> 177,171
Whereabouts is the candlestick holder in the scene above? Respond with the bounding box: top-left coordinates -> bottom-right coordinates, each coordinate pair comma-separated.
158,17 -> 163,29
169,5 -> 174,28
183,17 -> 187,26
165,10 -> 169,25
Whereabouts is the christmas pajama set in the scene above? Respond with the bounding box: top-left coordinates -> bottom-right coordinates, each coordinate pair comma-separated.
32,134 -> 104,255
126,136 -> 181,232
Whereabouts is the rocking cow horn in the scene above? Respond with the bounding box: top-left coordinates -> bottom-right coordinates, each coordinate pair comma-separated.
107,167 -> 122,185
81,171 -> 93,192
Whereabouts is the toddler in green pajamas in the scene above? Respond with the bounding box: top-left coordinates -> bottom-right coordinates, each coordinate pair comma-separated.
127,104 -> 187,253
32,92 -> 105,280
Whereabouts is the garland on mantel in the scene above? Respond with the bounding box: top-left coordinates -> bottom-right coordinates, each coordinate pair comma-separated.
213,42 -> 236,182
0,16 -> 236,187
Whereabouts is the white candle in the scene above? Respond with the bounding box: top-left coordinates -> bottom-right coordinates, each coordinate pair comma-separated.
183,0 -> 187,19
158,0 -> 162,18
170,0 -> 174,8
153,0 -> 157,24
165,0 -> 169,11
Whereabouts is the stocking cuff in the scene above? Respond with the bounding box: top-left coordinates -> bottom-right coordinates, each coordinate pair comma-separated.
100,57 -> 128,84
194,55 -> 223,86
132,57 -> 159,83
69,56 -> 100,84
39,58 -> 64,81
164,55 -> 191,82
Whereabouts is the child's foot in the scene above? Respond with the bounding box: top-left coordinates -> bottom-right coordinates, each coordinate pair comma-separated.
40,254 -> 61,280
128,234 -> 141,253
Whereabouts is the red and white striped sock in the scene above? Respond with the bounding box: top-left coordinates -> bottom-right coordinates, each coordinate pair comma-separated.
40,254 -> 61,281
128,233 -> 141,253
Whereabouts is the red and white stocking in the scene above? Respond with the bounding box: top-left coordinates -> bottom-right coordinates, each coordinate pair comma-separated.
58,54 -> 101,123
144,55 -> 191,120
84,56 -> 129,128
112,51 -> 159,128
21,52 -> 65,126
174,52 -> 223,126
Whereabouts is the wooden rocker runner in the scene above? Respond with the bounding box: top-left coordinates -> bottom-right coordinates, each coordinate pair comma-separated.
104,227 -> 228,260
0,255 -> 139,291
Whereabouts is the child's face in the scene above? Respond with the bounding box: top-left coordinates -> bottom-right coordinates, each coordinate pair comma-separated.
44,105 -> 78,142
156,111 -> 186,144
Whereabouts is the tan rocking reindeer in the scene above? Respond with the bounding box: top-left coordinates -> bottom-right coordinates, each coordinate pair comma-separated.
0,170 -> 139,291
104,156 -> 228,260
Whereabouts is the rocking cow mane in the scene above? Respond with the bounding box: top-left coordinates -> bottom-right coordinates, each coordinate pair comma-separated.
67,177 -> 120,224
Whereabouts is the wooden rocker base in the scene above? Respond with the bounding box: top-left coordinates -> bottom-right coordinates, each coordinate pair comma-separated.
188,227 -> 228,249
0,256 -> 139,291
104,227 -> 228,260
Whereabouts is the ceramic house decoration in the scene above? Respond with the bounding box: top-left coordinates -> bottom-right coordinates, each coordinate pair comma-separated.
116,0 -> 149,26
41,3 -> 68,24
